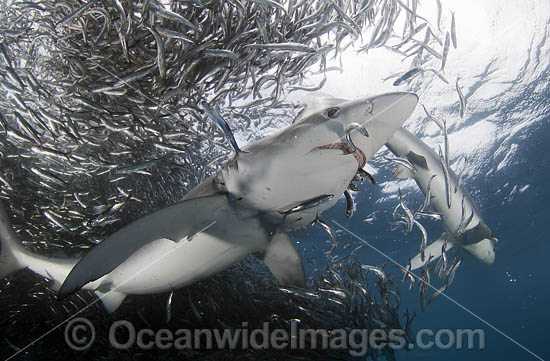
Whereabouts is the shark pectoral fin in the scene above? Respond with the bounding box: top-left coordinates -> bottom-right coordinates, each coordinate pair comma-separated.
94,287 -> 127,313
58,194 -> 228,299
263,231 -> 306,288
410,233 -> 454,270
394,164 -> 415,179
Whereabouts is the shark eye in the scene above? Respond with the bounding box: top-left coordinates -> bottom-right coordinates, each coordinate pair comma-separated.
325,107 -> 340,118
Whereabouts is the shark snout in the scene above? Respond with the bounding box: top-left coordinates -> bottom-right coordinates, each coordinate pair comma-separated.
340,92 -> 418,129
462,238 -> 496,265
369,92 -> 419,121
339,92 -> 419,159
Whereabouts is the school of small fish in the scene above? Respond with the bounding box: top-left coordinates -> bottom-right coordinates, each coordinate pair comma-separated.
387,103 -> 468,310
0,0 -> 461,358
0,0 -> 456,252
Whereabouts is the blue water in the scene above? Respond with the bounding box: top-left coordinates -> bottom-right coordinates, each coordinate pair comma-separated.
2,78 -> 548,361
409,110 -> 550,361
296,109 -> 550,360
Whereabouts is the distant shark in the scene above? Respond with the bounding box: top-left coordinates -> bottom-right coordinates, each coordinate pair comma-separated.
386,128 -> 497,269
0,92 -> 418,312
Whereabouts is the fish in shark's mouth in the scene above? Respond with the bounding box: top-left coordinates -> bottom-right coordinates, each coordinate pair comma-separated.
311,142 -> 367,169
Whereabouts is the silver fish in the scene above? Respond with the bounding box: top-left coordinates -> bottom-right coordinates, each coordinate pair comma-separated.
436,0 -> 442,30
441,32 -> 450,71
393,67 -> 422,86
421,104 -> 444,129
446,259 -> 462,287
245,42 -> 316,53
281,194 -> 334,216
201,101 -> 242,154
149,2 -> 197,30
313,218 -> 337,251
451,11 -> 457,48
166,289 -> 174,323
344,190 -> 355,218
456,76 -> 466,118
413,219 -> 428,261
416,174 -> 437,214
438,145 -> 452,209
361,264 -> 386,281
427,283 -> 447,304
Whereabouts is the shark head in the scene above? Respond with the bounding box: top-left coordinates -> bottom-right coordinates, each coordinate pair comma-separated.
223,92 -> 418,226
459,219 -> 497,264
462,237 -> 496,264
341,93 -> 419,160
296,92 -> 419,160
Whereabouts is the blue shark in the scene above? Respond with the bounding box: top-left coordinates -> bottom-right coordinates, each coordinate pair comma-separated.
0,92 -> 418,312
386,128 -> 497,269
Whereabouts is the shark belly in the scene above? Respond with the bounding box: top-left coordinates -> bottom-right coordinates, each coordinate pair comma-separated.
98,206 -> 272,295
99,233 -> 251,295
414,161 -> 487,242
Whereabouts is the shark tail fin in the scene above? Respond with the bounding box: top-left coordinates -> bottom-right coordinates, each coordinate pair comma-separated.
0,201 -> 27,278
410,233 -> 454,270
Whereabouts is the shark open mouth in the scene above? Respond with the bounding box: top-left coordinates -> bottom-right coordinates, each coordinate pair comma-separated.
312,143 -> 367,169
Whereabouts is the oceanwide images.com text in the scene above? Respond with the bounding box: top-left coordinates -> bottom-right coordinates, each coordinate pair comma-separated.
65,317 -> 486,356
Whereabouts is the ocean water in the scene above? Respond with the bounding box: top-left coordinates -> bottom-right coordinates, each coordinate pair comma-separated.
299,116 -> 550,361
297,1 -> 550,358
1,0 -> 549,360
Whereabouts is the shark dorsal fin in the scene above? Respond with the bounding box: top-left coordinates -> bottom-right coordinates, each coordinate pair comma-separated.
263,231 -> 306,288
293,92 -> 348,124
